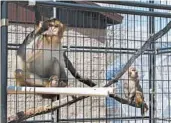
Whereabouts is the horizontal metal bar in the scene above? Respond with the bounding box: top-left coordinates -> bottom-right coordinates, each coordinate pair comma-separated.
7,47 -> 153,55
60,116 -> 150,122
21,120 -> 53,123
157,51 -> 171,55
95,1 -> 171,10
155,118 -> 171,121
36,1 -> 171,18
63,46 -> 153,52
157,47 -> 171,51
8,44 -> 153,52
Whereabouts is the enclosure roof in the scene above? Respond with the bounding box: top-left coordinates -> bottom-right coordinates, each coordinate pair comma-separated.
69,1 -> 123,24
8,1 -> 123,28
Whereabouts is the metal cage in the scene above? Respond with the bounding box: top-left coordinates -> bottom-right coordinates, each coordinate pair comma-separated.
1,0 -> 171,123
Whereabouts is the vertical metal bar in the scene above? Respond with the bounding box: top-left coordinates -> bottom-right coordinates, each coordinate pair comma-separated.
53,0 -> 56,18
148,1 -> 156,123
0,1 -> 8,123
52,0 -> 59,122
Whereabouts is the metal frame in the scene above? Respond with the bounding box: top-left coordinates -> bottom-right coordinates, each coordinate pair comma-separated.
148,1 -> 156,123
3,1 -> 171,123
1,1 -> 8,123
96,1 -> 171,10
36,1 -> 171,18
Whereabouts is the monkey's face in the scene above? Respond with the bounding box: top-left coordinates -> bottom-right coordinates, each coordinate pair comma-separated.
42,19 -> 65,37
128,67 -> 138,79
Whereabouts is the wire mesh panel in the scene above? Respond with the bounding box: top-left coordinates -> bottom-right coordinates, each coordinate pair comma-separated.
4,1 -> 171,123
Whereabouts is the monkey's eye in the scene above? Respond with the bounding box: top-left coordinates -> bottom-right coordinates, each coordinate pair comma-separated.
49,24 -> 54,27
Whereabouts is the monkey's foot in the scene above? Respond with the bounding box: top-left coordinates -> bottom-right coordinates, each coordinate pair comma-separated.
48,75 -> 59,87
58,81 -> 67,87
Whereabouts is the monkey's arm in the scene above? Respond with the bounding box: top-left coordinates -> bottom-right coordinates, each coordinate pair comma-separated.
63,51 -> 96,87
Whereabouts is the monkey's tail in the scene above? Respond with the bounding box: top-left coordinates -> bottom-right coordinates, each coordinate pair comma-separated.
63,50 -> 96,87
141,106 -> 145,116
140,102 -> 148,116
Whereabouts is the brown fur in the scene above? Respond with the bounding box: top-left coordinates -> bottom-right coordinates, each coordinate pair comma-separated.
123,67 -> 139,103
14,18 -> 67,99
124,67 -> 148,116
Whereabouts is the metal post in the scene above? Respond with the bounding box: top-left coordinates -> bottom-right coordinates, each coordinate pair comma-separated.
53,0 -> 56,18
52,1 -> 60,122
0,1 -> 8,123
148,1 -> 156,123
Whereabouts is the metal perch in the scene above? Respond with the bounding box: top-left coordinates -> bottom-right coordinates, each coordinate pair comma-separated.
7,86 -> 115,97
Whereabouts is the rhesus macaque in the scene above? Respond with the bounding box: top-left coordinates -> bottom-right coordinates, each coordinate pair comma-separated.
14,6 -> 96,100
123,67 -> 139,104
14,18 -> 68,99
123,67 -> 148,116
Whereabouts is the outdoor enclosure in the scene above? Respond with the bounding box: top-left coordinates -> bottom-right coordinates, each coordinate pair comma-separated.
1,0 -> 171,123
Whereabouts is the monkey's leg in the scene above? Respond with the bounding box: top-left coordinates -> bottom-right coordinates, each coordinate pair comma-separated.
15,69 -> 49,87
128,88 -> 136,104
123,88 -> 130,103
50,57 -> 68,87
123,82 -> 129,99
50,58 -> 77,100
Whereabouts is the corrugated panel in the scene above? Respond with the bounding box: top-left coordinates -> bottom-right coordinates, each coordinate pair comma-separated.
8,2 -> 123,26
8,2 -> 35,23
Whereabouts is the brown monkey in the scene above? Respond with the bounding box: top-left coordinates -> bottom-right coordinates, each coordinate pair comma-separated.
14,6 -> 96,100
123,67 -> 148,116
14,18 -> 68,99
135,85 -> 148,116
123,67 -> 139,104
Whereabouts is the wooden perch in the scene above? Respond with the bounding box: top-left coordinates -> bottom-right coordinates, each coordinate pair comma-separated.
105,20 -> 171,87
7,96 -> 88,123
63,50 -> 96,87
109,94 -> 148,109
8,20 -> 171,123
7,90 -> 148,123
7,86 -> 115,97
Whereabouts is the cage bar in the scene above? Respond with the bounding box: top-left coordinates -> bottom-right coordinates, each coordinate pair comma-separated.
5,1 -> 171,123
96,1 -> 171,10
36,1 -> 171,18
1,1 -> 8,123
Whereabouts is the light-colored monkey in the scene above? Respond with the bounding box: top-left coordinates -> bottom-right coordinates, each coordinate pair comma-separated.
123,67 -> 139,104
15,18 -> 68,99
123,67 -> 148,116
14,14 -> 96,100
